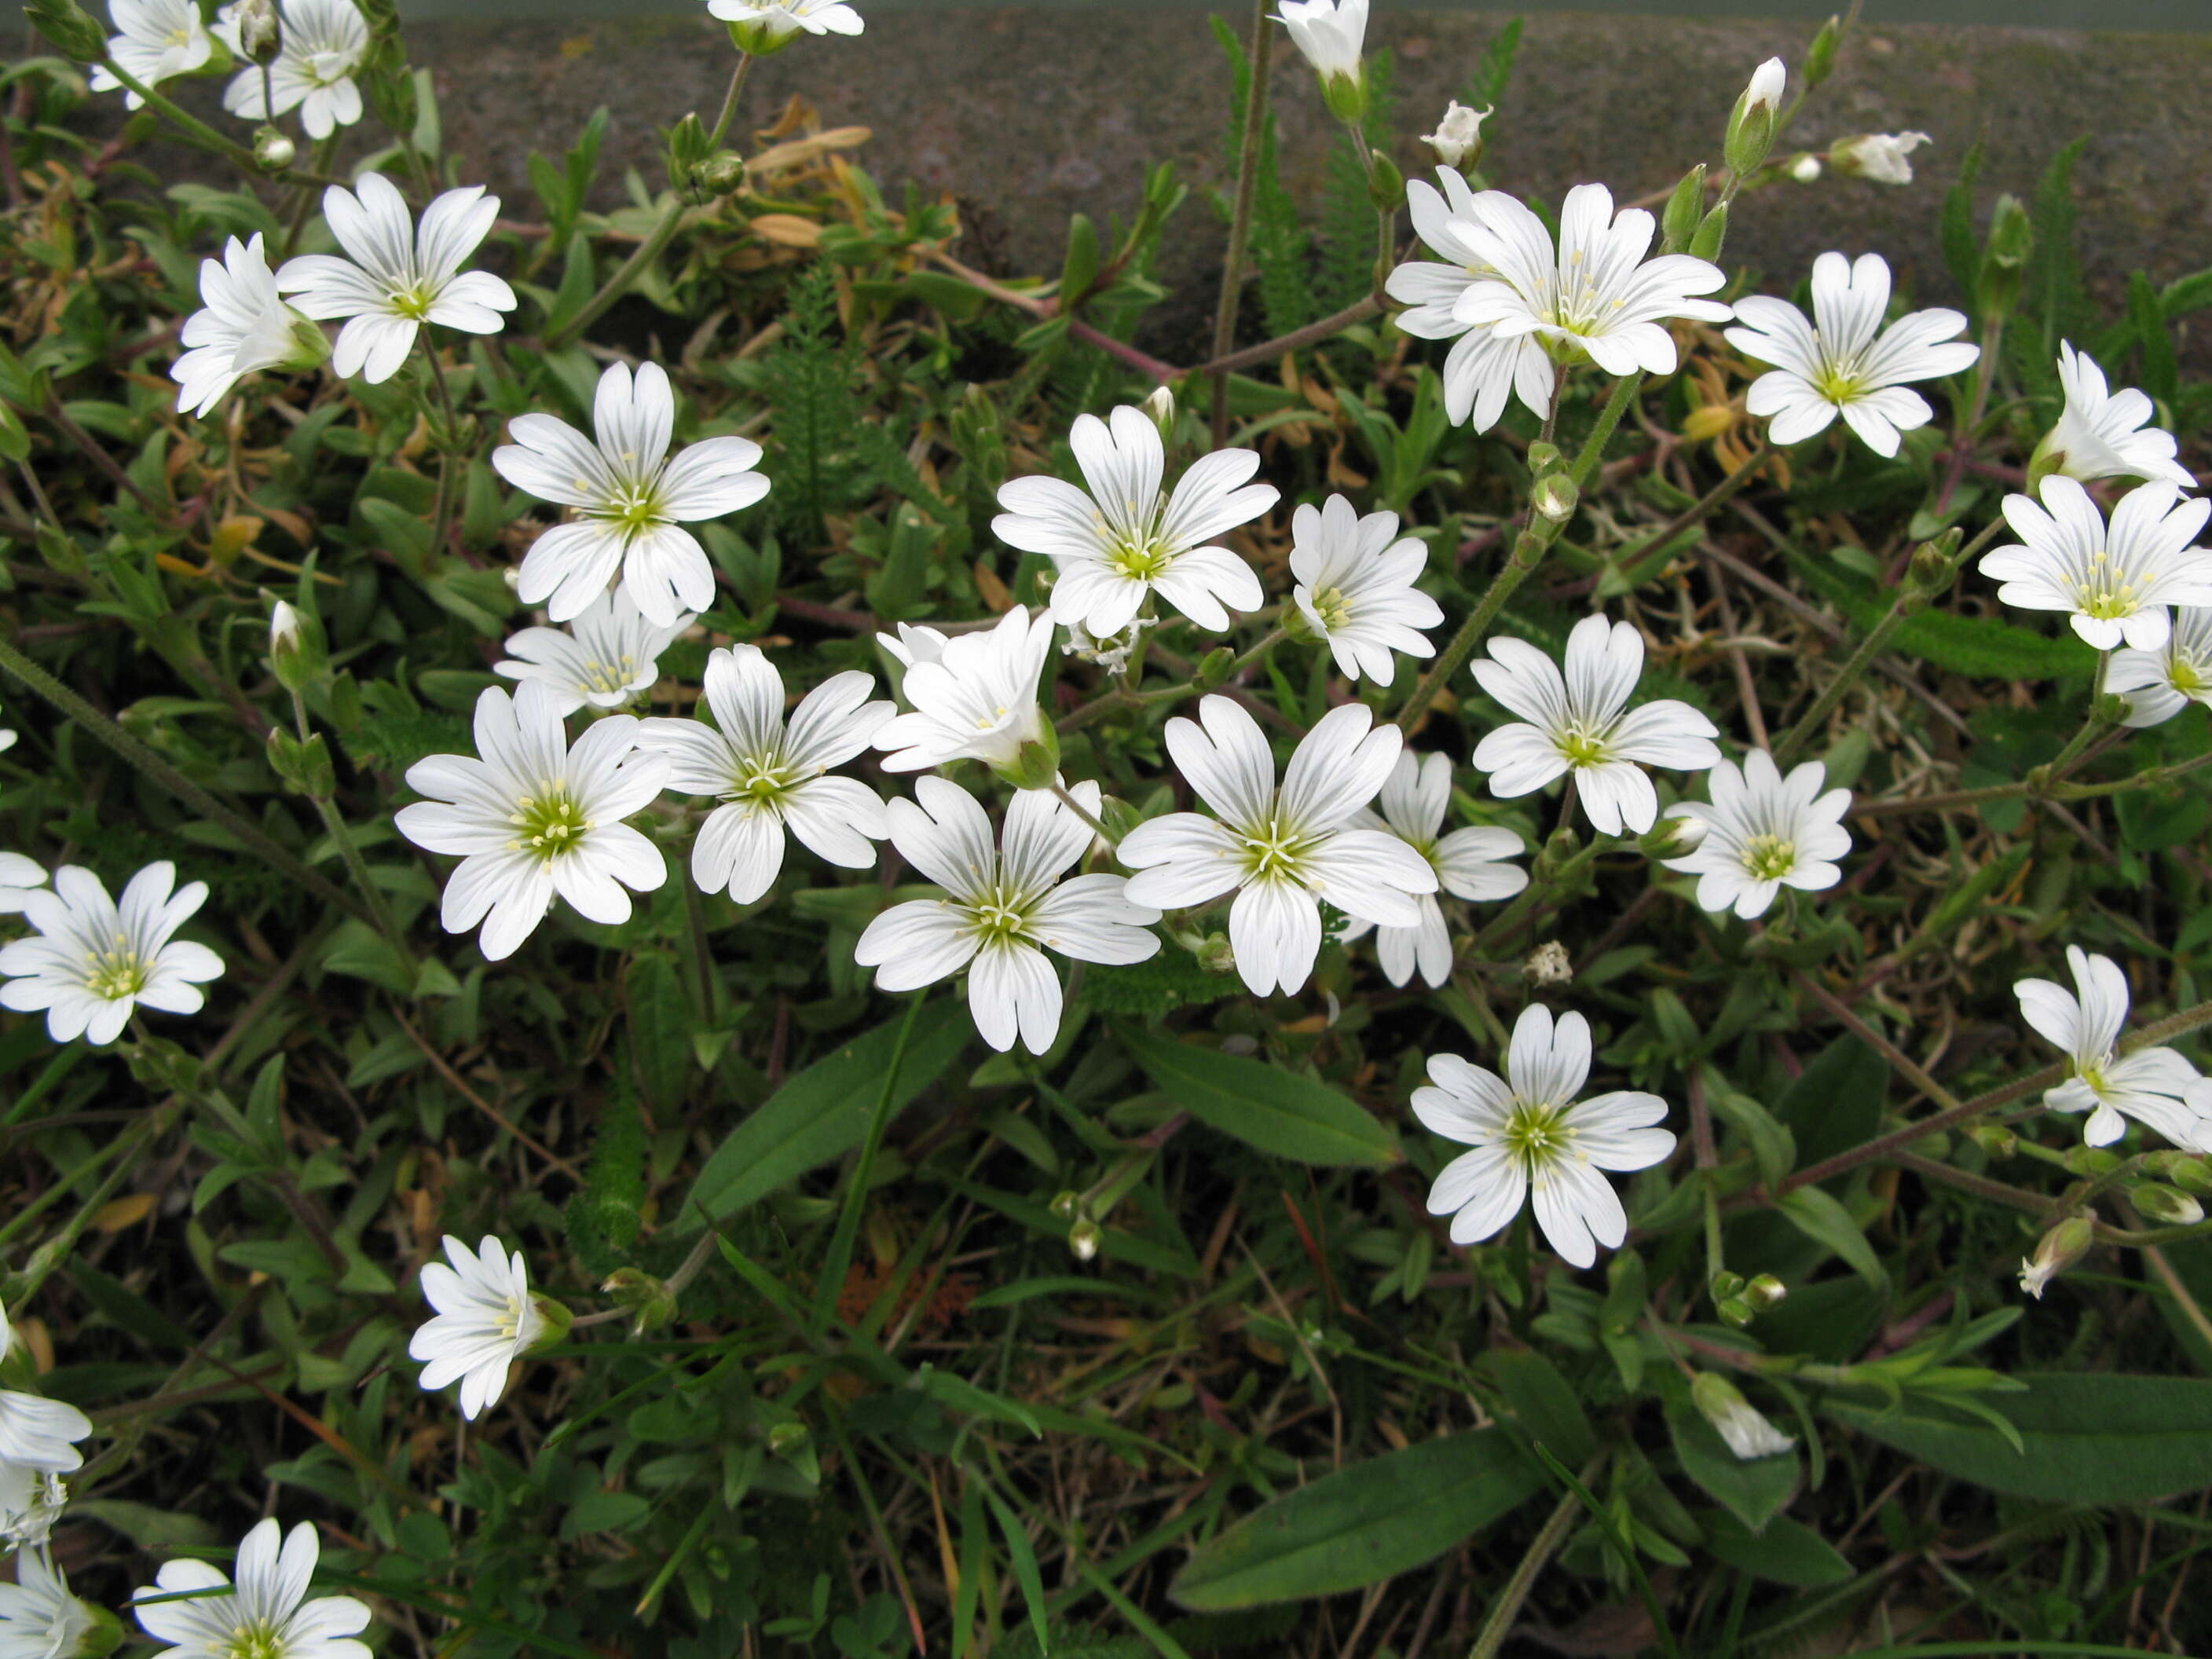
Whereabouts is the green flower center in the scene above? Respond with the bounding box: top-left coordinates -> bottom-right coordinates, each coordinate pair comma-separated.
2172,655 -> 2207,694
1239,815 -> 1319,884
1812,366 -> 1868,405
1309,586 -> 1355,632
966,884 -> 1035,947
1557,730 -> 1609,768
227,1622 -> 286,1659
1739,833 -> 1798,882
1109,535 -> 1174,584
1500,1100 -> 1577,1174
579,652 -> 643,698
511,789 -> 591,862
85,938 -> 149,1002
2068,551 -> 2140,620
602,482 -> 668,540
724,758 -> 800,808
386,285 -> 437,321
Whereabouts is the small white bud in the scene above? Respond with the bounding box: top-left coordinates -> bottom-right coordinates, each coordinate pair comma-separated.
1741,57 -> 1786,119
1789,154 -> 1822,182
1691,1372 -> 1795,1460
1141,384 -> 1176,437
1422,101 -> 1489,170
269,599 -> 302,656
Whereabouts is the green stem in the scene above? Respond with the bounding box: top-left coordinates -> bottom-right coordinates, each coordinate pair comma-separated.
2041,650 -> 2115,781
1472,835 -> 1610,954
1851,739 -> 2212,819
290,690 -> 415,970
1467,1456 -> 1607,1659
0,632 -> 369,925
92,56 -> 339,191
2,1101 -> 178,1306
1130,625 -> 1287,705
421,340 -> 461,558
1615,442 -> 1769,573
810,994 -> 925,1336
1209,0 -> 1273,446
280,132 -> 343,261
1047,780 -> 1116,846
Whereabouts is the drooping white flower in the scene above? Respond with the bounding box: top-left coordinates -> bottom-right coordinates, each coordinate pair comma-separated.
1273,0 -> 1366,83
1288,494 -> 1442,687
1691,1372 -> 1795,1461
0,862 -> 224,1046
0,854 -> 46,916
1414,1004 -> 1675,1269
1337,752 -> 1526,988
212,0 -> 370,138
639,645 -> 891,903
171,234 -> 317,419
1470,615 -> 1721,836
493,588 -> 692,716
2033,341 -> 2196,491
0,1389 -> 92,1478
276,174 -> 516,386
1662,749 -> 1851,920
0,1548 -> 98,1659
1724,252 -> 1979,458
135,1518 -> 369,1659
1119,698 -> 1435,997
706,0 -> 864,53
2014,946 -> 2210,1150
394,680 -> 669,961
993,405 -> 1276,638
496,361 -> 768,628
2109,606 -> 2212,728
854,780 -> 1160,1054
1829,130 -> 1930,185
408,1235 -> 548,1420
0,1464 -> 66,1554
88,0 -> 214,108
1422,101 -> 1489,170
874,606 -> 1057,773
1979,477 -> 2212,651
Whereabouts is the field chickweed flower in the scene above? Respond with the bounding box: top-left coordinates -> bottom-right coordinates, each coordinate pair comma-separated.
0,1464 -> 65,1553
1662,749 -> 1852,920
1287,494 -> 1443,686
498,361 -> 768,627
214,0 -> 372,139
993,405 -> 1276,638
1388,170 -> 1554,430
88,0 -> 214,108
1724,252 -> 1979,456
1471,615 -> 1722,836
1119,698 -> 1434,997
394,681 -> 669,961
1979,477 -> 2212,651
276,174 -> 515,385
875,606 -> 1058,778
0,854 -> 46,914
1273,0 -> 1368,118
1338,752 -> 1527,988
2033,342 -> 2196,491
2109,606 -> 2212,727
2014,946 -> 2211,1150
1423,101 -> 1488,170
410,1236 -> 556,1419
640,646 -> 892,903
173,234 -> 324,418
0,1549 -> 101,1659
855,780 -> 1160,1053
708,0 -> 865,53
494,588 -> 692,716
0,862 -> 224,1046
1415,1005 -> 1675,1269
1828,130 -> 1931,185
1691,1373 -> 1795,1460
135,1519 -> 370,1659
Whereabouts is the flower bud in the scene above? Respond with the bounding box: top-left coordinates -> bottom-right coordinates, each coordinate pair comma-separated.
1829,130 -> 1932,186
1195,643 -> 1243,684
767,1419 -> 811,1455
2064,1144 -> 2123,1178
697,150 -> 747,196
266,595 -> 325,692
1804,14 -> 1844,86
1049,1189 -> 1081,1220
1977,192 -> 2034,320
1716,1296 -> 1755,1328
1744,1273 -> 1788,1312
1422,101 -> 1489,171
1966,1122 -> 2019,1159
235,0 -> 282,63
1904,529 -> 1965,598
1639,813 -> 1695,860
1194,932 -> 1236,976
1689,203 -> 1730,263
1709,1269 -> 1746,1300
524,1294 -> 574,1351
2170,1156 -> 2212,1196
1068,1218 -> 1102,1262
2020,1215 -> 2093,1298
1691,1372 -> 1794,1459
601,1268 -> 676,1332
1724,57 -> 1785,178
2131,1183 -> 2205,1226
1661,164 -> 1707,255
989,723 -> 1062,795
1531,473 -> 1579,523
1141,384 -> 1176,439
1788,154 -> 1822,183
23,0 -> 105,61
1366,148 -> 1406,214
1525,438 -> 1565,476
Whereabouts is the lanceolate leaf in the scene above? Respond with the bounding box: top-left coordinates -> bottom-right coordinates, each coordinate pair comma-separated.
1118,1025 -> 1398,1167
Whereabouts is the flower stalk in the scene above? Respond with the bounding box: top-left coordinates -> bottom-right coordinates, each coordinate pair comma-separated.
1209,0 -> 1273,446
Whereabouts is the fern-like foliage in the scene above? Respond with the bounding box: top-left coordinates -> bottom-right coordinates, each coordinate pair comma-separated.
1210,15 -> 1315,341
760,261 -> 862,535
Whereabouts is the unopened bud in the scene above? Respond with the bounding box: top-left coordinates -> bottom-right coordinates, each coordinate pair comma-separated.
1803,14 -> 1844,86
235,0 -> 281,62
1049,1189 -> 1081,1220
1194,644 -> 1241,686
1788,154 -> 1822,183
2063,1144 -> 2123,1178
990,725 -> 1062,795
766,1419 -> 810,1455
1422,101 -> 1489,171
525,1294 -> 574,1351
697,151 -> 746,195
1716,1296 -> 1755,1328
2170,1156 -> 2212,1196
2020,1215 -> 2093,1299
1661,164 -> 1707,254
1967,1122 -> 2019,1159
2131,1183 -> 2205,1226
1141,384 -> 1176,438
1068,1218 -> 1102,1262
1531,473 -> 1578,523
1692,1371 -> 1794,1459
1639,814 -> 1695,860
1194,932 -> 1236,976
1903,531 -> 1964,599
265,595 -> 324,690
1744,1273 -> 1788,1312
1724,57 -> 1785,178
1366,148 -> 1406,214
1525,438 -> 1565,476
1689,203 -> 1730,262
1709,1270 -> 1746,1300
22,0 -> 105,60
1978,192 -> 2034,318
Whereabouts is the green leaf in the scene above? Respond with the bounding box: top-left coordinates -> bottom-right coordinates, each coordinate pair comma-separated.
1696,1508 -> 1853,1587
72,1500 -> 221,1551
1118,1026 -> 1397,1168
1777,1187 -> 1888,1289
560,1491 -> 651,1539
624,952 -> 691,1115
1483,1349 -> 1595,1466
1771,1037 -> 1888,1175
1667,1408 -> 1797,1533
675,1003 -> 971,1229
1170,1430 -> 1542,1610
1826,1373 -> 2212,1503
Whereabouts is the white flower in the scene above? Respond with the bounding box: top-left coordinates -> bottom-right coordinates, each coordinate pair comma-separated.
874,606 -> 1057,772
1060,617 -> 1154,676
877,622 -> 950,669
0,1388 -> 91,1478
2015,946 -> 2211,1150
706,0 -> 864,50
1422,101 -> 1489,170
1273,0 -> 1366,82
1738,57 -> 1786,119
2109,606 -> 2212,727
1829,130 -> 1930,185
1414,1004 -> 1675,1269
1337,752 -> 1526,988
135,1518 -> 369,1659
640,645 -> 891,903
276,174 -> 516,386
496,361 -> 768,628
1662,749 -> 1851,920
2034,341 -> 2195,491
1692,1373 -> 1795,1460
0,862 -> 224,1046
0,854 -> 46,917
1387,170 -> 1552,430
0,1465 -> 65,1553
213,0 -> 370,139
1119,698 -> 1435,997
0,1548 -> 97,1659
854,780 -> 1160,1054
1724,252 -> 1978,457
394,680 -> 669,961
88,0 -> 214,108
1470,614 -> 1721,836
408,1235 -> 547,1420
171,233 -> 311,419
494,588 -> 691,716
1288,494 -> 1442,687
1979,477 -> 2212,651
993,405 -> 1276,638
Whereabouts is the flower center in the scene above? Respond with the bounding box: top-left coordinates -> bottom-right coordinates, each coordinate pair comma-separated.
2172,654 -> 2207,694
305,47 -> 353,85
1309,587 -> 1355,632
1555,727 -> 1610,768
85,936 -> 149,1002
1108,533 -> 1174,584
511,789 -> 591,862
1738,833 -> 1798,882
496,1294 -> 528,1342
1500,1100 -> 1577,1175
386,285 -> 438,321
1238,815 -> 1317,884
967,883 -> 1035,947
723,757 -> 799,807
579,651 -> 641,698
601,482 -> 668,542
2069,551 -> 2139,620
227,1621 -> 287,1659
2078,1053 -> 2115,1098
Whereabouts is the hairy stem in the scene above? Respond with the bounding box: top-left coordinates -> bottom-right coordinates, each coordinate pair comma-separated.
1209,0 -> 1273,446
